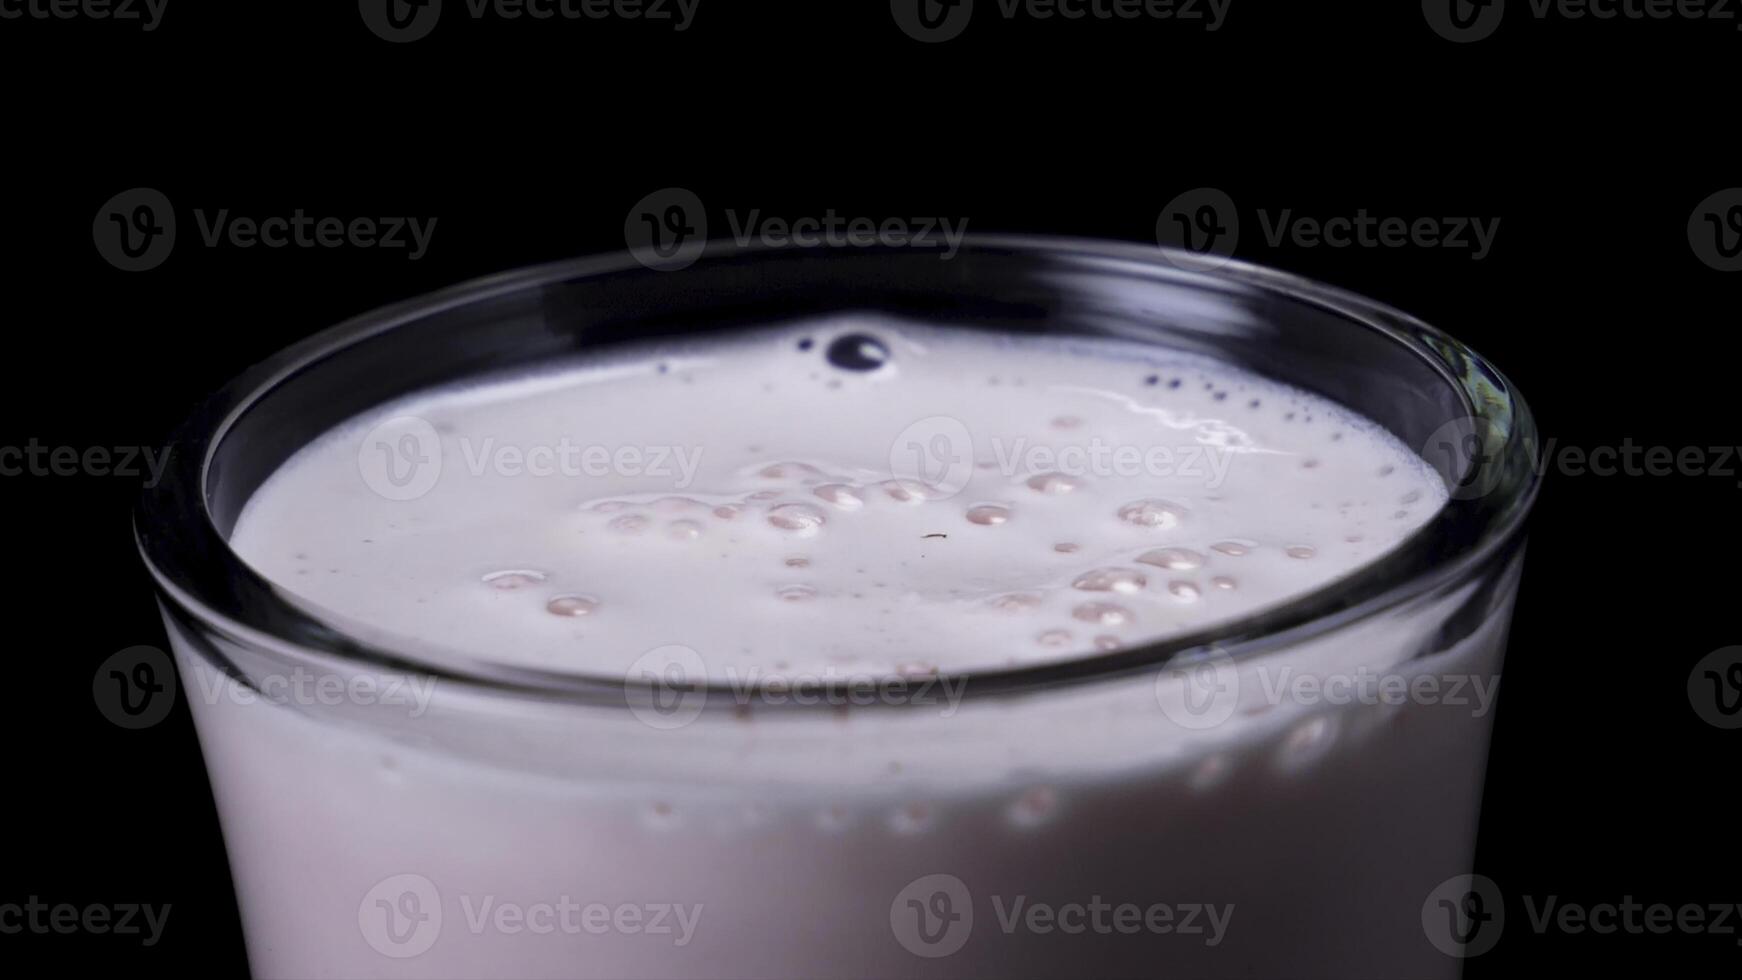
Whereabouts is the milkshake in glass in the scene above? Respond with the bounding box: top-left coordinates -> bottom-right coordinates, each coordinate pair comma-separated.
137,239 -> 1537,978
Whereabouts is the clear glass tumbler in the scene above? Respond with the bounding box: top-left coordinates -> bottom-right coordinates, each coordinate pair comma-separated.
137,238 -> 1538,979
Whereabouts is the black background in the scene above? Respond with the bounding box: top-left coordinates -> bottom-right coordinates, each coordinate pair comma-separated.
3,0 -> 1738,975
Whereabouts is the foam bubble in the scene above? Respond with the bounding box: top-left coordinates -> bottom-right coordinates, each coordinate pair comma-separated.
760,462 -> 827,482
1275,715 -> 1340,775
651,496 -> 705,513
889,801 -> 932,835
825,333 -> 890,372
666,520 -> 704,541
1137,547 -> 1205,571
546,594 -> 599,617
767,503 -> 826,535
1188,754 -> 1231,792
1072,567 -> 1147,594
1072,602 -> 1133,627
607,514 -> 649,535
881,479 -> 931,503
1008,786 -> 1058,828
644,801 -> 680,830
813,484 -> 864,510
482,569 -> 547,590
1026,472 -> 1083,495
965,504 -> 1012,526
1117,499 -> 1186,530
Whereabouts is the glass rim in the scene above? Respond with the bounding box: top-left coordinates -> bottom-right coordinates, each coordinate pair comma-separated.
135,235 -> 1540,711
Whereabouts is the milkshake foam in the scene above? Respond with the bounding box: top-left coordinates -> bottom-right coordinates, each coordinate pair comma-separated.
230,319 -> 1446,683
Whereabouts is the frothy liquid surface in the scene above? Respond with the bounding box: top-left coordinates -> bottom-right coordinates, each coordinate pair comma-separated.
231,322 -> 1447,682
